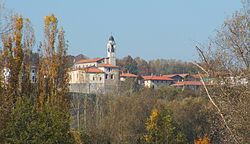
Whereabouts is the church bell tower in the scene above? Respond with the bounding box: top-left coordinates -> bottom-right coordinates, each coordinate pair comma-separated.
107,35 -> 116,66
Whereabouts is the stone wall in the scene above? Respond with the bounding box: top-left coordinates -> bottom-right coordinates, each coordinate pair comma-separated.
69,83 -> 105,94
69,81 -> 119,94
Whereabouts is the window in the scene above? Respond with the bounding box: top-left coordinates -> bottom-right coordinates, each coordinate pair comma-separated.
111,74 -> 114,79
93,77 -> 95,81
69,74 -> 72,81
105,74 -> 108,79
32,76 -> 35,82
100,77 -> 102,81
111,47 -> 115,52
107,68 -> 111,72
32,69 -> 35,73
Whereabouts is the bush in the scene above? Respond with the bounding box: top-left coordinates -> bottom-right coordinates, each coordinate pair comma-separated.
0,97 -> 75,144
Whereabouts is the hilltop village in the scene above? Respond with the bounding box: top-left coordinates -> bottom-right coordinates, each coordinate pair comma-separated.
68,36 -> 206,94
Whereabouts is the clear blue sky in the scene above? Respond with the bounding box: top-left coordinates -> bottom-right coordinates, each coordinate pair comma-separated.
5,0 -> 242,61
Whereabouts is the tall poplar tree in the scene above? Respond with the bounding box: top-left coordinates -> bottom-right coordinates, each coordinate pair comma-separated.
37,14 -> 69,109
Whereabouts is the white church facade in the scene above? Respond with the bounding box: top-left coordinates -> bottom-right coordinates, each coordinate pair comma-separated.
68,36 -> 120,94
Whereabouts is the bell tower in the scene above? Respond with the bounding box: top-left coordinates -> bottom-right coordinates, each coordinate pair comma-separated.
107,35 -> 116,66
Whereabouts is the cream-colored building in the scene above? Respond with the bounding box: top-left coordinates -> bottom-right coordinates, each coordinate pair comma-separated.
142,76 -> 174,88
69,36 -> 119,94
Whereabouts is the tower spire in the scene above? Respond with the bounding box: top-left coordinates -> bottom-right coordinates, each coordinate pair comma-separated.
107,35 -> 116,66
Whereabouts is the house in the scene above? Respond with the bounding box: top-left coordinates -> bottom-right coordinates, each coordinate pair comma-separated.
2,65 -> 38,84
163,73 -> 195,82
171,81 -> 203,91
120,73 -> 138,81
68,36 -> 120,94
120,73 -> 143,85
2,67 -> 10,83
163,74 -> 183,82
30,65 -> 38,83
142,76 -> 174,88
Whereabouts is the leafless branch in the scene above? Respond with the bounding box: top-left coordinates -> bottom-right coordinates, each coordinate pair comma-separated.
193,62 -> 239,144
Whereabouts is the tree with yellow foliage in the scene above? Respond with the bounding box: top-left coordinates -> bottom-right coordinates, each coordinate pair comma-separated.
2,16 -> 23,100
194,135 -> 211,144
144,108 -> 187,144
37,14 -> 69,110
0,14 -> 36,141
0,13 -> 74,143
0,15 -> 35,108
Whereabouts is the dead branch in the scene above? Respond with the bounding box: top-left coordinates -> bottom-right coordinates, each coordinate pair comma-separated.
193,62 -> 239,144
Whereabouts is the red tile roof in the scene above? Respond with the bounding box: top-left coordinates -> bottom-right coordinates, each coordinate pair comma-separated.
85,67 -> 104,73
75,58 -> 104,64
120,73 -> 138,78
98,63 -> 119,68
172,81 -> 203,86
143,76 -> 173,81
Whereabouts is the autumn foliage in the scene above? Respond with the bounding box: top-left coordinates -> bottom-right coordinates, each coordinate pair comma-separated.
37,14 -> 69,110
0,12 -> 74,143
144,108 -> 187,143
194,135 -> 211,144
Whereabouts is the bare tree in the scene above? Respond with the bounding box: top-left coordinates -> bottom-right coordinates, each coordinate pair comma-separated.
196,1 -> 250,143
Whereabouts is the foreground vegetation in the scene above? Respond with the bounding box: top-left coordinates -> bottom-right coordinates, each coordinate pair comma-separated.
71,86 -> 217,143
0,7 -> 74,143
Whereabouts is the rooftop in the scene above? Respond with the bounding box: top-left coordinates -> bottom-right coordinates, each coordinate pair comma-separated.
120,73 -> 138,78
143,76 -> 173,81
75,58 -> 104,64
85,67 -> 104,73
164,73 -> 190,78
98,63 -> 119,68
